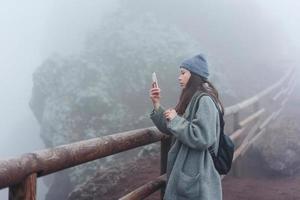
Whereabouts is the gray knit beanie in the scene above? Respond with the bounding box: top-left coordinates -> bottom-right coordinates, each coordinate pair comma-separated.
180,54 -> 209,79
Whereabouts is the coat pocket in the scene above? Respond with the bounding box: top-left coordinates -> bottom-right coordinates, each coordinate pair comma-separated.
176,170 -> 201,198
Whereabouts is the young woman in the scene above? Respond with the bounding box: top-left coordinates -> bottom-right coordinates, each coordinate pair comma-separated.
149,54 -> 224,200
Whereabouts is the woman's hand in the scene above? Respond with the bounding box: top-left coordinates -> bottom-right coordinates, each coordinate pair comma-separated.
149,82 -> 161,110
164,108 -> 177,121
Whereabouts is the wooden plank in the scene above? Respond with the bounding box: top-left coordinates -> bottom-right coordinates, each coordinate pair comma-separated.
287,79 -> 297,96
225,67 -> 293,116
247,128 -> 266,146
119,175 -> 166,200
233,112 -> 241,131
281,97 -> 289,107
239,108 -> 265,127
224,97 -> 258,116
230,128 -> 245,142
221,175 -> 225,180
255,67 -> 292,99
284,73 -> 296,97
233,120 -> 263,162
9,173 -> 36,200
160,138 -> 171,175
239,121 -> 263,156
272,87 -> 286,101
160,137 -> 171,199
233,144 -> 247,162
259,113 -> 275,130
253,101 -> 260,112
0,127 -> 169,189
272,107 -> 283,120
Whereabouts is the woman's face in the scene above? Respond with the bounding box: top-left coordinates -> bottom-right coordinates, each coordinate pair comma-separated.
178,67 -> 191,89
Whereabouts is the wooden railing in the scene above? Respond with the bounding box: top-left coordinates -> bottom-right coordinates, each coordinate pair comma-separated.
0,68 -> 296,200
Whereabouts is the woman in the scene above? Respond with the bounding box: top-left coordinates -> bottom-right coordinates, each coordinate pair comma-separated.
149,54 -> 224,200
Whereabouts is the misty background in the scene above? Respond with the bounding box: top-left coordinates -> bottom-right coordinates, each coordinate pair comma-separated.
0,0 -> 299,199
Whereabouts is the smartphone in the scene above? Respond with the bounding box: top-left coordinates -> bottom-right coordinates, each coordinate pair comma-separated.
152,72 -> 159,88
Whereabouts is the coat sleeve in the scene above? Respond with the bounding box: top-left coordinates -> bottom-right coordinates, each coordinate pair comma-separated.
166,96 -> 218,150
149,105 -> 172,135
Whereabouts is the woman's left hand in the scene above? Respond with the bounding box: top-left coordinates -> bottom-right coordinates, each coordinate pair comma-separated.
163,108 -> 177,121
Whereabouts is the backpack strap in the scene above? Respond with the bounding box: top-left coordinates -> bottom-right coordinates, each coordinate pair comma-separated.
207,95 -> 224,158
188,91 -> 224,156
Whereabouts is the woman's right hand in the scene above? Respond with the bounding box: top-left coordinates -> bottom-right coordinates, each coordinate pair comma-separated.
149,82 -> 161,110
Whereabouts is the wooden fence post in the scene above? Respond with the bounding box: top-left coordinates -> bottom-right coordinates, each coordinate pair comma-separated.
9,173 -> 37,200
160,136 -> 171,200
254,101 -> 260,112
233,112 -> 240,132
232,112 -> 242,177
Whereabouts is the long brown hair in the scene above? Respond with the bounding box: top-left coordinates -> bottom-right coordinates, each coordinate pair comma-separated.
175,72 -> 224,116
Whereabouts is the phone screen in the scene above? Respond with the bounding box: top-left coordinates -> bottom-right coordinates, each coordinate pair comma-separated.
152,72 -> 158,88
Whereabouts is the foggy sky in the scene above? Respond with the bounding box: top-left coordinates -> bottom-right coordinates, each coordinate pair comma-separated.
0,0 -> 119,155
0,1 -> 118,199
257,0 -> 300,59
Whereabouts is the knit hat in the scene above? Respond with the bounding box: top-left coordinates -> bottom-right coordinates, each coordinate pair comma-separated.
180,54 -> 209,79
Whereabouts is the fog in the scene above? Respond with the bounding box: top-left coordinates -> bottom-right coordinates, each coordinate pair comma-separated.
0,1 -> 118,199
0,0 -> 299,199
258,0 -> 300,61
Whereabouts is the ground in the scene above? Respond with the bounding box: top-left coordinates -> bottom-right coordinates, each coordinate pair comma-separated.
222,175 -> 300,200
100,154 -> 300,200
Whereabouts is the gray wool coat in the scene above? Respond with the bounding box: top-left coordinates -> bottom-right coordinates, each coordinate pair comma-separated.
150,92 -> 222,200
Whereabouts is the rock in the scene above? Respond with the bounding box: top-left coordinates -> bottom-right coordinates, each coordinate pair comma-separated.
67,153 -> 160,200
137,143 -> 160,158
45,170 -> 74,200
254,113 -> 300,176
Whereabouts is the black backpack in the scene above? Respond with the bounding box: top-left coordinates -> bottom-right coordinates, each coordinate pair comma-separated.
190,92 -> 235,175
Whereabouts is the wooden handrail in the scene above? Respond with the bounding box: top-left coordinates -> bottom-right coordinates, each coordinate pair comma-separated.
230,128 -> 245,142
0,67 -> 295,199
0,127 -> 168,189
119,175 -> 166,200
239,108 -> 265,128
224,67 -> 293,115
